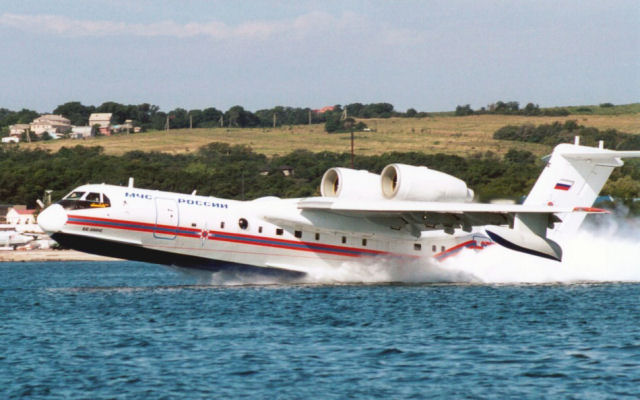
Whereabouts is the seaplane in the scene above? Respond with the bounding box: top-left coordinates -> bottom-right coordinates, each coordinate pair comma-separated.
37,138 -> 640,276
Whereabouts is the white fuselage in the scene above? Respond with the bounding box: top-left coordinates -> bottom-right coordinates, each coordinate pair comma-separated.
38,184 -> 489,274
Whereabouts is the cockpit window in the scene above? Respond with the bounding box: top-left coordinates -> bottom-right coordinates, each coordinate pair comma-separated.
58,191 -> 111,210
65,191 -> 85,200
86,192 -> 101,202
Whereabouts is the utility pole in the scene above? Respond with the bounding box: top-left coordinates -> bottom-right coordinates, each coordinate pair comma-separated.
165,115 -> 170,132
308,109 -> 312,125
273,112 -> 277,129
219,115 -> 224,127
189,114 -> 193,130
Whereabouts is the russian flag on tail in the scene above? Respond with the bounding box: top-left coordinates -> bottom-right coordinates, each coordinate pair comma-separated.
554,179 -> 573,191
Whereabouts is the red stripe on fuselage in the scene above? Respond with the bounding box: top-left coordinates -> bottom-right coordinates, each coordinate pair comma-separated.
66,214 -> 388,258
66,214 -> 486,262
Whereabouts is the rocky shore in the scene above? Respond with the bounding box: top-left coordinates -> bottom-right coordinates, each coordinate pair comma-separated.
0,250 -> 120,262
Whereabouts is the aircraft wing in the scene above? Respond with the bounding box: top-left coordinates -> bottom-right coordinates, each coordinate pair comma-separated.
296,197 -> 606,230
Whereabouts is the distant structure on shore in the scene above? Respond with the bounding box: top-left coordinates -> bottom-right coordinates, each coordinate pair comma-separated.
5,207 -> 36,225
3,112 -> 139,143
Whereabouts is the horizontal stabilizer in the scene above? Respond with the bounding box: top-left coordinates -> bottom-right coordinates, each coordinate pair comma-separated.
562,150 -> 640,161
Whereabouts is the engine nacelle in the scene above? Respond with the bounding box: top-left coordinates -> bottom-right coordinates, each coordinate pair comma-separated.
380,163 -> 474,202
321,168 -> 383,200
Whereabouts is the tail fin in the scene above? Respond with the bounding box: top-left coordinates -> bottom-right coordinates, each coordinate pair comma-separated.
523,138 -> 640,238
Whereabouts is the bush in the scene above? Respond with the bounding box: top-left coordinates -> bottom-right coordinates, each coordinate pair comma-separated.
575,107 -> 593,113
493,121 -> 635,148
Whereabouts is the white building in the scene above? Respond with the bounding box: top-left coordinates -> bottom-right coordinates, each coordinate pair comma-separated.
71,126 -> 93,139
89,113 -> 113,128
9,124 -> 30,137
6,208 -> 36,225
1,137 -> 19,144
30,115 -> 71,135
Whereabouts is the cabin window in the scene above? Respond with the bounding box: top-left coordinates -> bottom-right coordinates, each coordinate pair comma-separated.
191,223 -> 197,228
441,246 -> 445,252
258,226 -> 263,234
315,233 -> 320,241
220,221 -> 225,229
294,230 -> 302,238
342,236 -> 346,244
276,228 -> 284,236
362,239 -> 368,246
414,243 -> 422,251
432,245 -> 436,252
238,218 -> 248,230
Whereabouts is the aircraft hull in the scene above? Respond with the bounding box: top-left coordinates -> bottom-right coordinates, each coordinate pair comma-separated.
50,232 -> 307,278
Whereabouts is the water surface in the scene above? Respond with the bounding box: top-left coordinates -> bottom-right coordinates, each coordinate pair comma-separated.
2,261 -> 640,399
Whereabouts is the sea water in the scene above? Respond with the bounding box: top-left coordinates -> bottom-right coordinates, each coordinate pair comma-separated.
2,262 -> 640,399
2,218 -> 640,398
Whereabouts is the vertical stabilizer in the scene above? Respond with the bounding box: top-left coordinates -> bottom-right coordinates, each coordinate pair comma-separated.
522,141 -> 640,238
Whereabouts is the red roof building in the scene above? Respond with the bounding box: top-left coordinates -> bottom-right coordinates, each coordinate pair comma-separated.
313,106 -> 335,114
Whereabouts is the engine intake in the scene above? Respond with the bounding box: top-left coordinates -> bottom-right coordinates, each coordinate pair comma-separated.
321,168 -> 383,200
380,164 -> 474,202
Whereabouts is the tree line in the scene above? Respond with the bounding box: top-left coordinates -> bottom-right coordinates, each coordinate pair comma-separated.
1,143 -> 637,213
0,101 -> 428,137
493,120 -> 640,202
493,120 -> 640,150
2,100 -> 634,137
455,101 -> 570,117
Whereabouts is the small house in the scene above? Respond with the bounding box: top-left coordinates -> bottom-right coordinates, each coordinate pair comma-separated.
6,208 -> 36,225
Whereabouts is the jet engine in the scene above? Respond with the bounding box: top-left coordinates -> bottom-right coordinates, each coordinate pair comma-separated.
320,168 -> 383,200
380,164 -> 474,202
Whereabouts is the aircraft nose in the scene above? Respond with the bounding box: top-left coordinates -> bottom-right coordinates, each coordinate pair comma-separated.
38,204 -> 68,233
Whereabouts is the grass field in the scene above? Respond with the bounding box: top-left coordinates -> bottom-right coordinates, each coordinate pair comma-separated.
20,112 -> 640,158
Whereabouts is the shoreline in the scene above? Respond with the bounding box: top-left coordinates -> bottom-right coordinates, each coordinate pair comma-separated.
0,249 -> 121,262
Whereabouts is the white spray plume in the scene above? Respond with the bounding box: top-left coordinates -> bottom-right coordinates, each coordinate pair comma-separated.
202,213 -> 640,286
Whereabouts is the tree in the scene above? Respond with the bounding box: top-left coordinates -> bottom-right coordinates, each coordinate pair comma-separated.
96,101 -> 129,124
324,114 -> 341,133
522,103 -> 540,116
53,101 -> 94,125
504,149 -> 535,164
604,175 -> 640,199
224,106 -> 259,128
167,108 -> 189,129
455,104 -> 474,116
